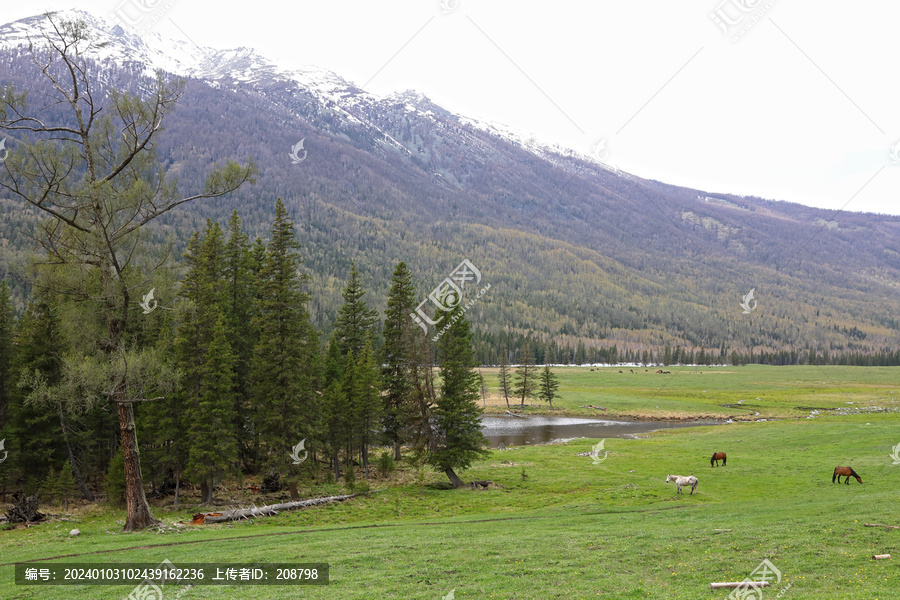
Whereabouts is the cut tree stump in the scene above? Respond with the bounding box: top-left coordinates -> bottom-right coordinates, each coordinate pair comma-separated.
5,495 -> 45,524
191,492 -> 374,524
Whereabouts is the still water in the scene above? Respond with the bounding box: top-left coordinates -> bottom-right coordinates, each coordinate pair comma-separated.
481,415 -> 719,448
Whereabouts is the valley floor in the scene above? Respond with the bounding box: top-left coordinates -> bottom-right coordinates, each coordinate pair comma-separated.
2,366 -> 898,599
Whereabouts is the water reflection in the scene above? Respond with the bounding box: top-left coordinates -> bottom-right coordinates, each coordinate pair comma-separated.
481,415 -> 719,448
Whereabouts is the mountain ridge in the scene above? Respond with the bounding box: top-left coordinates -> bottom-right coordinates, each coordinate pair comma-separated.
0,10 -> 898,362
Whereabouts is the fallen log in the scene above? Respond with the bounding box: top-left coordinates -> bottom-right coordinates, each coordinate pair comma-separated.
505,411 -> 526,418
579,405 -> 608,410
193,492 -> 375,524
712,529 -> 732,534
872,554 -> 892,560
865,523 -> 900,529
709,582 -> 770,590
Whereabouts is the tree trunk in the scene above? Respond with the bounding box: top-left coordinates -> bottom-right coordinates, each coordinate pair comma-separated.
200,480 -> 210,504
362,444 -> 370,479
444,467 -> 465,488
59,404 -> 95,501
393,441 -> 401,461
117,399 -> 158,531
174,473 -> 180,507
290,481 -> 299,501
331,448 -> 340,481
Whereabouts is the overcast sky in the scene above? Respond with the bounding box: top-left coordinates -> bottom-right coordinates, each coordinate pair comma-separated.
3,1 -> 898,216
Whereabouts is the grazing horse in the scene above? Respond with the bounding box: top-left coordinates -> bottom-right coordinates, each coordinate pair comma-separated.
710,452 -> 727,467
666,474 -> 699,495
832,466 -> 862,485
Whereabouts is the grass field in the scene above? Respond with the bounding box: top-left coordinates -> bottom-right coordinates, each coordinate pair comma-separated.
2,366 -> 898,599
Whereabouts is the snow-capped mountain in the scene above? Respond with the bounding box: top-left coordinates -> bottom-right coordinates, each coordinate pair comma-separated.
0,9 -> 584,169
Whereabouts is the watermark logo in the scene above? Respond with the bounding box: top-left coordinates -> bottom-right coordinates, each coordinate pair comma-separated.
289,439 -> 308,465
0,439 -> 7,464
889,141 -> 900,164
124,558 -> 191,600
140,288 -> 158,314
289,139 -> 308,164
0,138 -> 8,163
726,558 -> 789,600
709,0 -> 781,42
740,288 -> 757,314
410,259 -> 491,340
592,138 -> 609,162
442,589 -> 456,600
890,442 -> 900,465
590,439 -> 609,464
110,0 -> 180,33
439,0 -> 459,14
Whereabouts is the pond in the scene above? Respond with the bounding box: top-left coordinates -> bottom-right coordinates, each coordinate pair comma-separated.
481,414 -> 720,448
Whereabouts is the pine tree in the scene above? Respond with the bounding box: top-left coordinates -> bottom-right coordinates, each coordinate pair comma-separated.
7,301 -> 65,494
513,342 -> 538,407
322,336 -> 348,481
497,343 -> 512,409
223,211 -> 257,470
381,262 -> 418,459
331,263 -> 380,479
175,221 -> 235,502
429,305 -> 488,487
57,462 -> 77,512
537,365 -> 561,409
333,263 -> 379,361
350,339 -> 381,478
0,281 -> 13,424
185,314 -> 237,504
250,199 -> 317,475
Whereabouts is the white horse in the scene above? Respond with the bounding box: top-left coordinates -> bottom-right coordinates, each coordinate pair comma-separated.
666,474 -> 698,495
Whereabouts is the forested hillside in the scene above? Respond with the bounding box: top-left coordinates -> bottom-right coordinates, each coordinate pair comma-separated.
1,10 -> 899,362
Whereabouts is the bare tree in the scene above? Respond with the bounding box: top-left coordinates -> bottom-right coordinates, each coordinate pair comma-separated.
0,13 -> 256,530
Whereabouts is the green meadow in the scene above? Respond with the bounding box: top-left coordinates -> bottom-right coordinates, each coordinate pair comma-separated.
2,366 -> 898,599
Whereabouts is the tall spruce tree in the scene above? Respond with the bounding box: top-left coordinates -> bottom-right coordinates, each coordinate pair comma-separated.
381,262 -> 417,459
5,301 -> 65,493
0,281 -> 13,425
333,263 -> 379,360
513,342 -> 538,407
223,211 -> 257,469
537,365 -> 561,409
350,338 -> 381,478
184,314 -> 237,503
429,305 -> 488,488
332,264 -> 380,478
250,199 -> 317,475
497,343 -> 512,409
322,335 -> 348,481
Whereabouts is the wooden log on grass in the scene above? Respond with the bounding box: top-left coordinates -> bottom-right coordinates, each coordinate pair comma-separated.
872,554 -> 892,560
865,523 -> 900,529
193,492 -> 374,524
709,581 -> 770,590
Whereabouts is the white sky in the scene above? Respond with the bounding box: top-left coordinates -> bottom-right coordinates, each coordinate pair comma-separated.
3,1 -> 899,216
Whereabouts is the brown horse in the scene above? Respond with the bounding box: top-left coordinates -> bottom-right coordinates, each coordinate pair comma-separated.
832,466 -> 862,484
710,452 -> 726,467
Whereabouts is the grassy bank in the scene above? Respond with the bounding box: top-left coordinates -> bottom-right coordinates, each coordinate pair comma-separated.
478,364 -> 900,420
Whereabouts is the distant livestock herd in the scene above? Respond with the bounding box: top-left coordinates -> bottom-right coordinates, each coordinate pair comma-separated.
663,452 -> 863,496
